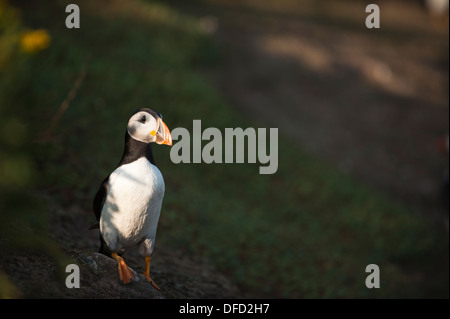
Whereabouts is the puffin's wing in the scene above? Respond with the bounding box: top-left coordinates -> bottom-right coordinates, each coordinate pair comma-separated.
90,176 -> 109,229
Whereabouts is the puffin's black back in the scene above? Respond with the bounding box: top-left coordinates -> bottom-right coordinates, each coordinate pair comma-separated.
92,131 -> 156,224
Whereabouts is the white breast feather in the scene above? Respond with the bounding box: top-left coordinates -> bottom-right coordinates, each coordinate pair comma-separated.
100,157 -> 165,251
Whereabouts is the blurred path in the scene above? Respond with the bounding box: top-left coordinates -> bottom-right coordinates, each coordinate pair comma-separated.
171,0 -> 449,214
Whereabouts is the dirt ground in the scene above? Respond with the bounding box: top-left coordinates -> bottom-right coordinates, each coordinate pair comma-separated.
173,0 -> 449,215
0,195 -> 240,298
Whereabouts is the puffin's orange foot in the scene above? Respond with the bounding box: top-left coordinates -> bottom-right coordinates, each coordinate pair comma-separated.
143,256 -> 160,290
112,253 -> 135,285
143,273 -> 161,291
118,260 -> 135,285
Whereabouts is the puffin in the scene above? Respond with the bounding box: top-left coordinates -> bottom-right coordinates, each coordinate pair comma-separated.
92,107 -> 172,289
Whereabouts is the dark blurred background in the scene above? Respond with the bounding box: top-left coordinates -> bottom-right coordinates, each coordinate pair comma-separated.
175,0 -> 450,214
0,0 -> 448,298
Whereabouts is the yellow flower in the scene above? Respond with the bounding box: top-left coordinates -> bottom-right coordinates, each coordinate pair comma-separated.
20,29 -> 51,53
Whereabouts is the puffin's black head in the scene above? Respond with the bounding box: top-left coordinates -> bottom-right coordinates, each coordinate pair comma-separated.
127,108 -> 172,146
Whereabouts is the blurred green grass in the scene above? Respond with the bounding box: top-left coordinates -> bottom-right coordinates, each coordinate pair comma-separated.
1,0 -> 448,298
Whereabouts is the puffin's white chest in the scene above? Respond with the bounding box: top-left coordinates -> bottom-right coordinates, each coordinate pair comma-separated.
100,157 -> 165,249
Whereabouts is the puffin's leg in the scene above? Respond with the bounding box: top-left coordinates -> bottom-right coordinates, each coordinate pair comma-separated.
111,253 -> 134,284
143,256 -> 160,290
138,238 -> 160,290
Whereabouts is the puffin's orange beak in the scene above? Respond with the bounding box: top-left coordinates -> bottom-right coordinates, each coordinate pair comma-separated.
155,119 -> 172,146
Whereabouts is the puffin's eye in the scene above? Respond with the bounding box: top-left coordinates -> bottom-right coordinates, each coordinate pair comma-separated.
139,115 -> 146,123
